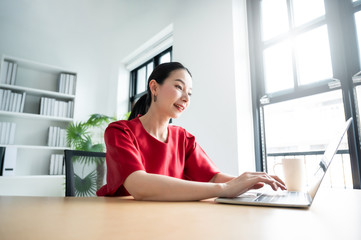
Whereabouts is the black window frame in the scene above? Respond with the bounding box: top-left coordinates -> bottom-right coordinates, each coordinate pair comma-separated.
128,47 -> 173,111
247,0 -> 361,189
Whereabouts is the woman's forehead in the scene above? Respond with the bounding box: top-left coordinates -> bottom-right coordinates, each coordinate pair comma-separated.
168,69 -> 192,87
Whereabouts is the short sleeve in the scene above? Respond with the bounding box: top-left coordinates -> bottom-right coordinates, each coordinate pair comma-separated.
183,130 -> 220,182
96,123 -> 145,196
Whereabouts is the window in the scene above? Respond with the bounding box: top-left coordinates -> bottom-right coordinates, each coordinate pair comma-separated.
247,0 -> 361,189
129,47 -> 172,110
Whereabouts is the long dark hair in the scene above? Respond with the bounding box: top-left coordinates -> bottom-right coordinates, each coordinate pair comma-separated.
128,62 -> 192,120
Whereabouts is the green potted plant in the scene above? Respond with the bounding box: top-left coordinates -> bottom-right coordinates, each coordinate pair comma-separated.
66,113 -> 117,196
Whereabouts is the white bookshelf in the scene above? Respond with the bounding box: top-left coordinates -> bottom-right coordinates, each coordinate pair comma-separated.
0,55 -> 76,196
0,83 -> 75,99
0,110 -> 73,122
0,144 -> 71,150
0,175 -> 65,196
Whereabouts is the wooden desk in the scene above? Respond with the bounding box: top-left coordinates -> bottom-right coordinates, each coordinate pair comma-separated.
0,188 -> 360,240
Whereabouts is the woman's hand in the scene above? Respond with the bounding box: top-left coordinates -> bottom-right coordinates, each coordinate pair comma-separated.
218,172 -> 287,198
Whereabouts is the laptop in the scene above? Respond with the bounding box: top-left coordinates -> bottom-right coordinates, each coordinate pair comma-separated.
215,118 -> 353,208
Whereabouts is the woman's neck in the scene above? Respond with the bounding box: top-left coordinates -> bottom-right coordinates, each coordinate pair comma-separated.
139,109 -> 170,143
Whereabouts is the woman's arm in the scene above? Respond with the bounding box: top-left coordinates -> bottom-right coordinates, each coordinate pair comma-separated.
209,172 -> 235,183
124,170 -> 286,201
124,171 -> 222,201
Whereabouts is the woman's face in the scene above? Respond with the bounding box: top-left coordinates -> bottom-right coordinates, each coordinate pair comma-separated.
152,69 -> 192,119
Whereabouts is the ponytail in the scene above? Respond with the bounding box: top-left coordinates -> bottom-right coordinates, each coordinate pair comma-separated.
128,93 -> 151,120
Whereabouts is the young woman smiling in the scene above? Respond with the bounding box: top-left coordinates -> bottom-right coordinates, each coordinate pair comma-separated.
96,62 -> 286,200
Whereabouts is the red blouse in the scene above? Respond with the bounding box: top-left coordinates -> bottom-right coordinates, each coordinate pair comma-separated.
96,117 -> 220,196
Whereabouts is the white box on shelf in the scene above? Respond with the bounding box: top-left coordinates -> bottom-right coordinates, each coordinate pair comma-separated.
2,146 -> 17,176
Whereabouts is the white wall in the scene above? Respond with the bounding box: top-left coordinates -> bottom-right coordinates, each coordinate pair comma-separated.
116,0 -> 255,175
0,0 -> 255,175
171,0 -> 241,175
0,0 -> 126,121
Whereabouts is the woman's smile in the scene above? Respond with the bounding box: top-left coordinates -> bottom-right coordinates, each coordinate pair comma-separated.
174,103 -> 185,112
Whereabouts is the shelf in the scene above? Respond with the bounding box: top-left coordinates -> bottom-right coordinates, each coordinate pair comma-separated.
3,55 -> 76,75
0,55 -> 75,196
0,175 -> 65,179
0,83 -> 75,100
0,175 -> 66,196
0,144 -> 70,150
0,111 -> 73,122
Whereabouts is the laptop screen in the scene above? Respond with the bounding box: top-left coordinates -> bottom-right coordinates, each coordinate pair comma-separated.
308,118 -> 352,199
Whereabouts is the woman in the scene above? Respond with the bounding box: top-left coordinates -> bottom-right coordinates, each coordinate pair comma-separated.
96,62 -> 286,200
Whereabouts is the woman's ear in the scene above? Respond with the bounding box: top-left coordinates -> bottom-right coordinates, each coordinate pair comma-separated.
149,79 -> 158,95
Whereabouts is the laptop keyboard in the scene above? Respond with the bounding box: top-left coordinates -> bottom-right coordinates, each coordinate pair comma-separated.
254,192 -> 307,203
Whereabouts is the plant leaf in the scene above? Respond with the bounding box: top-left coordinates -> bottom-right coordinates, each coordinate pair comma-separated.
88,143 -> 105,153
124,111 -> 131,120
74,170 -> 97,197
76,136 -> 105,152
72,155 -> 105,166
66,122 -> 89,149
85,114 -> 116,127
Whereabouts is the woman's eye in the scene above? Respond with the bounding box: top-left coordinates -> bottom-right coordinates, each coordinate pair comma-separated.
176,85 -> 183,90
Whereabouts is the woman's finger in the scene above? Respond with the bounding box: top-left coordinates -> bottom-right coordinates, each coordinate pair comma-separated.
255,175 -> 286,191
270,175 -> 286,187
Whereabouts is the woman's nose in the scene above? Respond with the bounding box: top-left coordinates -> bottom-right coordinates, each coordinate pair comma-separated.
182,92 -> 190,102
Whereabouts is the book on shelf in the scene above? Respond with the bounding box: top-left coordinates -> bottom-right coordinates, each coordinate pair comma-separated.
0,147 -> 4,176
40,97 -> 73,118
6,62 -> 12,84
0,89 -> 26,113
49,154 -> 65,175
0,60 -> 17,85
0,122 -> 16,145
11,62 -> 17,85
47,126 -> 67,147
1,146 -> 17,176
58,73 -> 76,95
0,61 -> 8,84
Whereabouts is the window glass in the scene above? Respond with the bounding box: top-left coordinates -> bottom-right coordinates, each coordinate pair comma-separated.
292,0 -> 325,27
263,91 -> 347,153
146,62 -> 154,80
355,11 -> 361,68
159,52 -> 171,64
263,40 -> 294,93
136,66 -> 146,94
295,25 -> 333,85
354,85 -> 361,140
261,0 -> 289,41
263,90 -> 352,188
